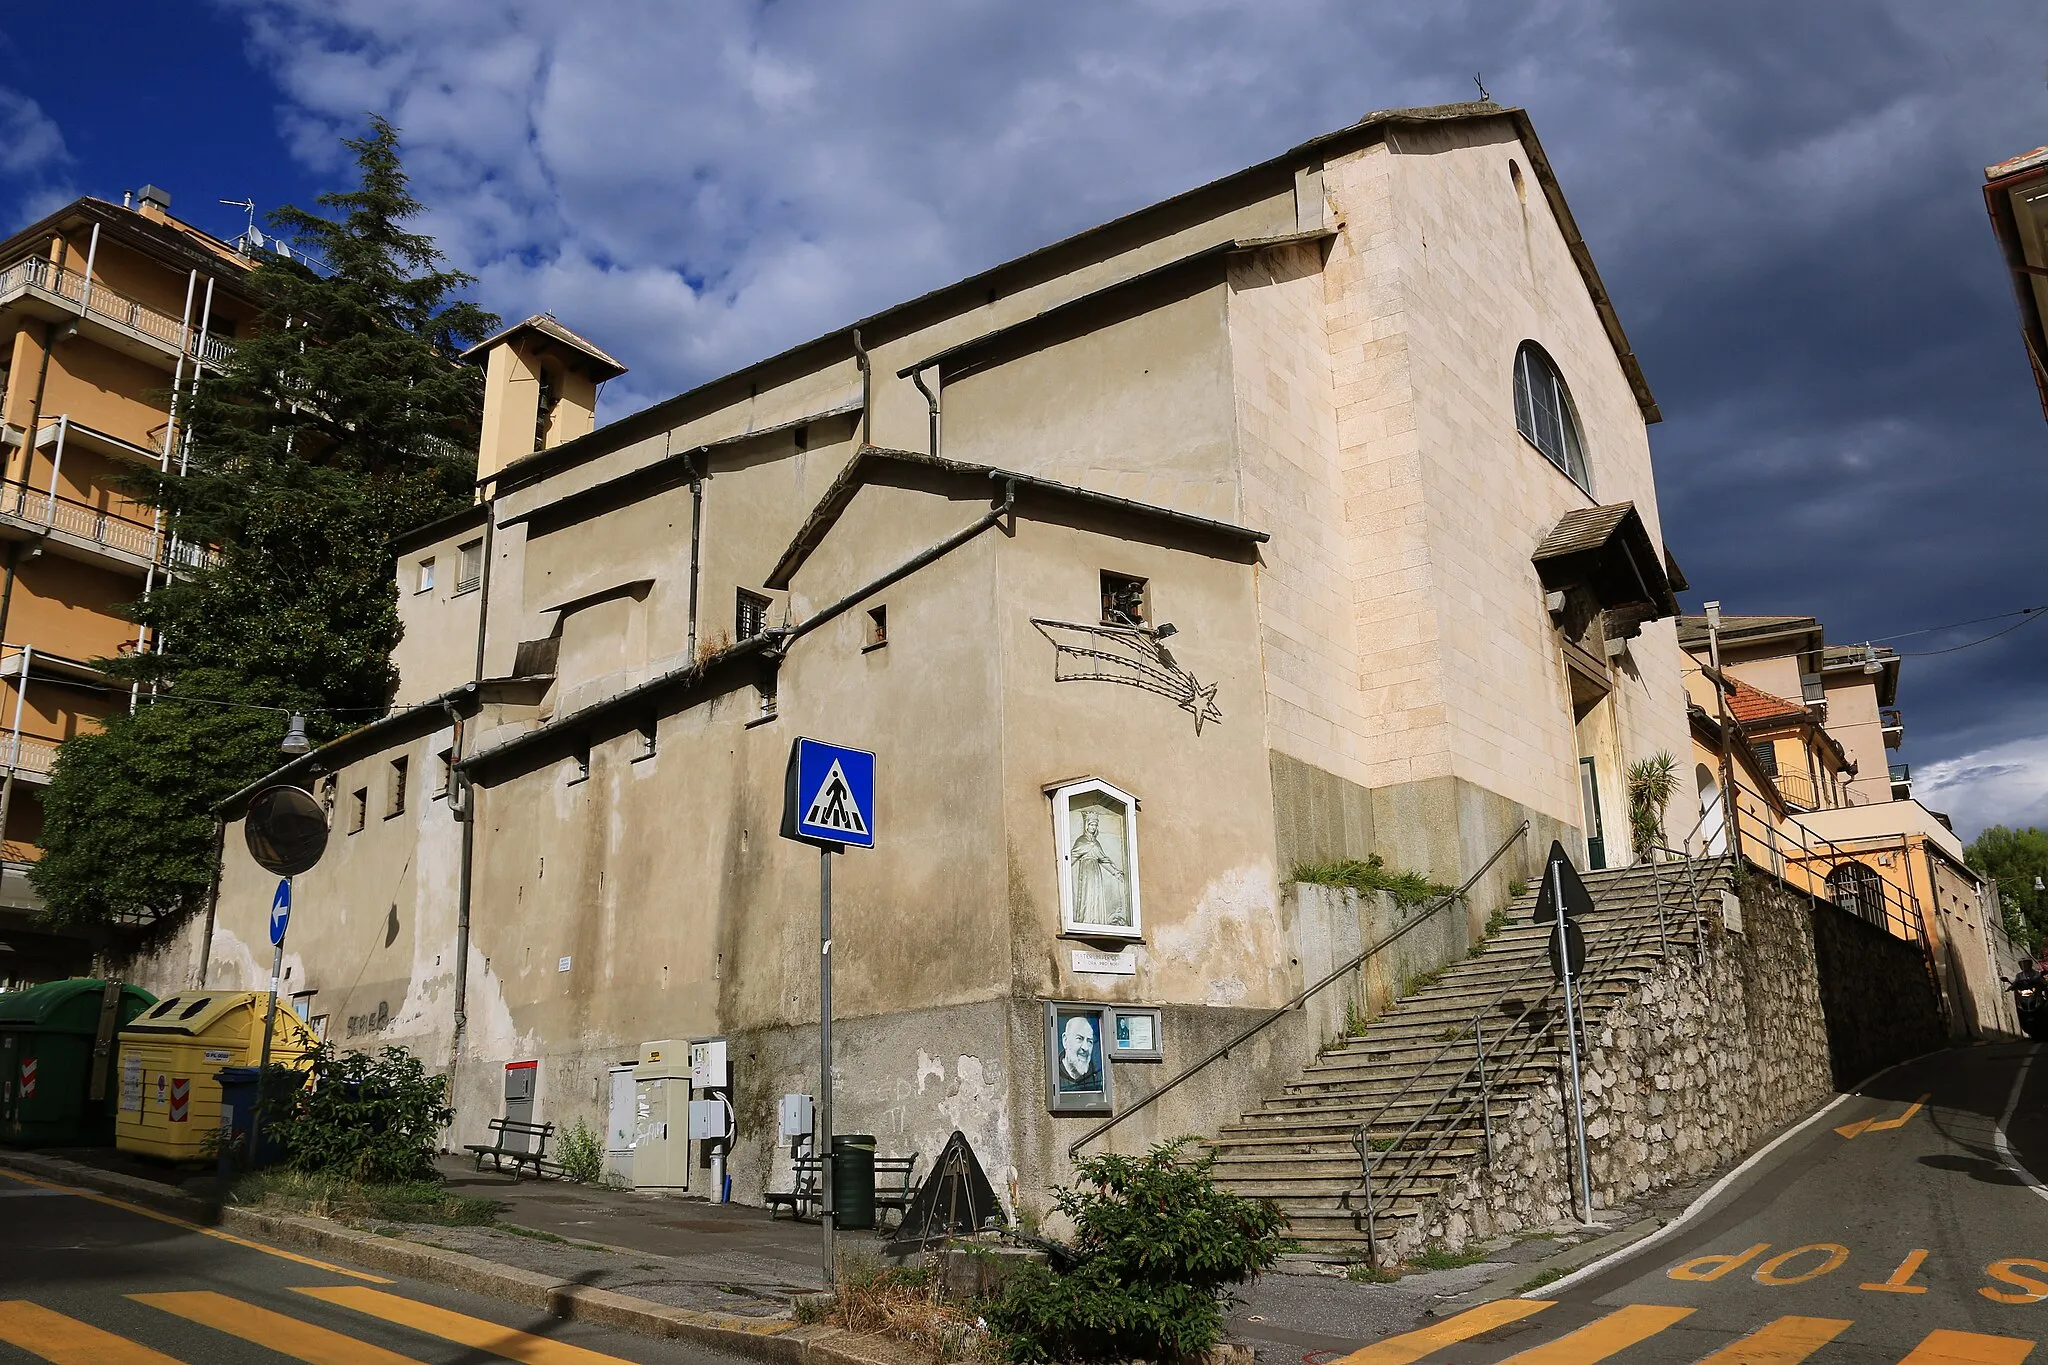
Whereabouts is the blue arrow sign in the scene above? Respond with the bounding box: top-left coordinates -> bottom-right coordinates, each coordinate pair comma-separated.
784,738 -> 875,849
269,879 -> 291,947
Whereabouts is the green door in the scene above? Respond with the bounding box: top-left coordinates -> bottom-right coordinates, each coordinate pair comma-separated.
1580,757 -> 1607,871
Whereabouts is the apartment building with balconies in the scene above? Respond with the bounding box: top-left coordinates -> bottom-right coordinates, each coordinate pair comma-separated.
0,186 -> 251,980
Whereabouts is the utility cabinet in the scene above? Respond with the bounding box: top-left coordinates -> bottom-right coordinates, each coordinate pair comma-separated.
604,1063 -> 637,1185
632,1039 -> 689,1191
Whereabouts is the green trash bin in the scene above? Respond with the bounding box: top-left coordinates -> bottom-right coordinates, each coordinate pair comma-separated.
831,1134 -> 877,1231
0,979 -> 157,1147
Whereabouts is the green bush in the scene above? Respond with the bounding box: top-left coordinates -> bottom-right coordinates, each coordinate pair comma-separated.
271,1044 -> 453,1183
984,1139 -> 1287,1364
557,1118 -> 604,1184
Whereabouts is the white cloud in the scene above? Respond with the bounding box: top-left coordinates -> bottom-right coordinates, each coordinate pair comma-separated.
1917,735 -> 2048,842
0,88 -> 76,229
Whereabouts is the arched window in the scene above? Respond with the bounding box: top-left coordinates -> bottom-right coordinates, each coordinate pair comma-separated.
1827,862 -> 1885,925
1513,342 -> 1589,489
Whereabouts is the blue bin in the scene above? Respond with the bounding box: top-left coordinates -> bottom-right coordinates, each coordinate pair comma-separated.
214,1065 -> 304,1172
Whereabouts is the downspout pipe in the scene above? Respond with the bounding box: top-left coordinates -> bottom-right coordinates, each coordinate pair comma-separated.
9,322 -> 60,490
686,453 -> 703,663
910,365 -> 940,459
852,329 -> 871,446
775,476 -> 1014,651
452,500 -> 495,1073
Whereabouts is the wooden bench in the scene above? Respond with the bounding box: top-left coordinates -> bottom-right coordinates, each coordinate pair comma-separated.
765,1152 -> 922,1225
463,1118 -> 555,1177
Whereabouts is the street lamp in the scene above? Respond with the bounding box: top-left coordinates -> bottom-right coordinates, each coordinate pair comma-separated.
280,713 -> 310,756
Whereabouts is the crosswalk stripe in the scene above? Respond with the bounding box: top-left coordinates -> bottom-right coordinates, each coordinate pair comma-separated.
1332,1299 -> 1557,1365
293,1286 -> 641,1364
1898,1329 -> 2036,1365
1694,1316 -> 1853,1365
0,1300 -> 186,1365
132,1290 -> 423,1364
1498,1303 -> 1695,1363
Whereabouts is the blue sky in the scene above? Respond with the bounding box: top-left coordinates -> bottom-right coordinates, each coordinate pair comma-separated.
3,2 -> 2045,836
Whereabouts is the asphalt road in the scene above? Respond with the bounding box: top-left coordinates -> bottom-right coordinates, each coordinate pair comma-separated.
0,1166 -> 749,1364
1347,1042 -> 2048,1364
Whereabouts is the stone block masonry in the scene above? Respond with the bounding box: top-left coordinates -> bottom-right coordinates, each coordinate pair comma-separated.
1398,874 -> 1838,1257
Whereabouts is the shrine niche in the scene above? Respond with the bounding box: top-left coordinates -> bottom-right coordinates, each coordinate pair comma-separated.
1050,778 -> 1141,939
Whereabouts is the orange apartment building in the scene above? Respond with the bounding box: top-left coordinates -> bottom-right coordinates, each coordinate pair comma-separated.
1679,610 -> 2021,1040
0,186 -> 253,983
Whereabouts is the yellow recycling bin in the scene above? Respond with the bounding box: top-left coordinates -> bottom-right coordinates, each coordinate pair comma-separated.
115,991 -> 317,1161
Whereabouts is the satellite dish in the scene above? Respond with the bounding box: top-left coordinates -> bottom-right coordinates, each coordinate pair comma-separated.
245,784 -> 328,877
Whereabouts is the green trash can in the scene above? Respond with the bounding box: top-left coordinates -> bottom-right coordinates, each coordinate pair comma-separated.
0,979 -> 157,1147
830,1134 -> 877,1231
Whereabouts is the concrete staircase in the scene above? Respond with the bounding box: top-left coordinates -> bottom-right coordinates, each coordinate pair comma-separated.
1209,856 -> 1734,1256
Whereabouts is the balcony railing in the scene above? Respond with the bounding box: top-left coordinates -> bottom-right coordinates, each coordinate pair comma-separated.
1890,763 -> 1912,798
0,254 -> 232,368
0,479 -> 217,571
1882,708 -> 1905,749
1771,769 -> 1823,810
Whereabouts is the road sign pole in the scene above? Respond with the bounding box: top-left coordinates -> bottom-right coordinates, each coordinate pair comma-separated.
1553,860 -> 1593,1223
248,876 -> 288,1171
819,845 -> 834,1289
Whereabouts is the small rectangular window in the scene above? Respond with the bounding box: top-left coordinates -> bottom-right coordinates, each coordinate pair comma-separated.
736,589 -> 771,640
435,748 -> 454,798
456,539 -> 483,594
757,674 -> 778,720
388,756 -> 408,817
416,558 -> 435,594
1752,741 -> 1778,778
865,605 -> 887,650
349,788 -> 367,834
1101,571 -> 1148,627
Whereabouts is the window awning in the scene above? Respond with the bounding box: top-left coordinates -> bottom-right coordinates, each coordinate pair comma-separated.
1533,502 -> 1680,624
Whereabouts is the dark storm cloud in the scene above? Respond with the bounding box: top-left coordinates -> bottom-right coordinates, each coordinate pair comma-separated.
181,2 -> 2048,828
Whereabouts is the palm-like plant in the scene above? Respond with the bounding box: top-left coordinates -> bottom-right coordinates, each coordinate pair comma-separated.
1627,753 -> 1680,862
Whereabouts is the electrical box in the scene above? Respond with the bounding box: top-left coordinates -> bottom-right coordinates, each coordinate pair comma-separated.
689,1038 -> 728,1089
604,1063 -> 637,1185
688,1098 -> 728,1141
632,1040 -> 690,1190
504,1059 -> 537,1128
779,1093 -> 814,1142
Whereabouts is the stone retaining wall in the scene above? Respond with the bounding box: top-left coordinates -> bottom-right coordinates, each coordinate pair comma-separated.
1390,874 -> 1838,1257
1810,898 -> 1947,1089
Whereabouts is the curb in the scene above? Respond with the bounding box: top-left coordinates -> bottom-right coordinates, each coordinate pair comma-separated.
0,1150 -> 911,1365
1428,1217 -> 1663,1316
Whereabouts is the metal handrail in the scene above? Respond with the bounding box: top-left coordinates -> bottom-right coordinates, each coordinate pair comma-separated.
1066,819 -> 1531,1160
1350,853 -> 1724,1261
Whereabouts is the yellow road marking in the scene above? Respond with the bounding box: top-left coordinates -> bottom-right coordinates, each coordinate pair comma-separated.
293,1286 -> 642,1364
1291,1298 -> 1556,1365
1898,1328 -> 2035,1365
0,1299 -> 187,1364
1836,1094 -> 1931,1139
1497,1304 -> 1694,1364
133,1291 -> 423,1364
1694,1316 -> 1852,1365
1754,1244 -> 1849,1287
0,1166 -> 391,1284
1670,1242 -> 1770,1281
1983,1258 -> 2048,1304
1862,1248 -> 1932,1294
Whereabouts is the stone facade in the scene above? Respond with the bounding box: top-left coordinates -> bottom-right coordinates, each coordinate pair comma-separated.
1394,875 -> 1836,1257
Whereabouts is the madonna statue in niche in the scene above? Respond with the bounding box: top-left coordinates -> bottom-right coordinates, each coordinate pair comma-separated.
1052,779 -> 1142,938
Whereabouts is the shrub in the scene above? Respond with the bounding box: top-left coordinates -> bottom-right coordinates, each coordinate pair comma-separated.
557,1118 -> 604,1184
271,1044 -> 453,1184
984,1139 -> 1287,1364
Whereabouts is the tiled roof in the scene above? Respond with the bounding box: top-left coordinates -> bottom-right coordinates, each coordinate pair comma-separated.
1726,676 -> 1808,726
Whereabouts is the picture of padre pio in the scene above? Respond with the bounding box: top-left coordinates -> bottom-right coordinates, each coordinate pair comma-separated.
1044,1003 -> 1112,1114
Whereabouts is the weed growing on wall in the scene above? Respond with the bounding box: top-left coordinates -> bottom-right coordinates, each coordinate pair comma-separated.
1289,854 -> 1452,909
984,1139 -> 1287,1363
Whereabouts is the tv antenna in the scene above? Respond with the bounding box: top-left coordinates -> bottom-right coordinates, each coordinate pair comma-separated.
220,197 -> 267,253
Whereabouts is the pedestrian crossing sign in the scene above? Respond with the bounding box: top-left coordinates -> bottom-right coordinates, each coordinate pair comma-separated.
784,737 -> 876,849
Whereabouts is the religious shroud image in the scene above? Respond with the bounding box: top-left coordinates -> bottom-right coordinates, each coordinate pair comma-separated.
1052,780 -> 1142,937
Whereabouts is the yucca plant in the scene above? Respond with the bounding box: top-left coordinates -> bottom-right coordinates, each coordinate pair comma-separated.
1626,753 -> 1680,862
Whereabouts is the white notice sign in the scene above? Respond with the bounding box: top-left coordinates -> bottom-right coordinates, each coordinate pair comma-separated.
1072,948 -> 1137,976
120,1055 -> 142,1112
